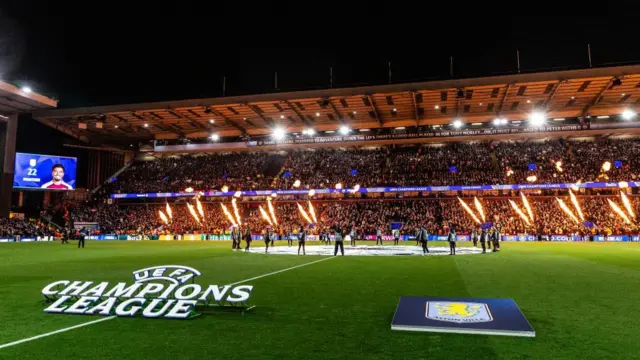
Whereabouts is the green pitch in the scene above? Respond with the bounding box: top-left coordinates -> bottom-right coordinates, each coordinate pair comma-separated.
1,241 -> 639,360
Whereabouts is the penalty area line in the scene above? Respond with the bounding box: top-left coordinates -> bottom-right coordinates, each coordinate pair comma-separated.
0,256 -> 335,350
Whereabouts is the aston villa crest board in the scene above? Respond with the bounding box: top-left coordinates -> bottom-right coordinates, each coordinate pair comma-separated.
391,296 -> 535,337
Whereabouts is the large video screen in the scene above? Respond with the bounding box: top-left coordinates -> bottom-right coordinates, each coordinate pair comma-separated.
13,153 -> 77,190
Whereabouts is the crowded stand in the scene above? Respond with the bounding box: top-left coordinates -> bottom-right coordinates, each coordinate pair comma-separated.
104,139 -> 640,196
0,217 -> 57,238
70,197 -> 640,239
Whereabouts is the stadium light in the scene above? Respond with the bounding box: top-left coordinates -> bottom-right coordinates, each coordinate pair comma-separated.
144,123 -> 149,128
210,133 -> 220,141
315,112 -> 320,117
434,105 -> 440,110
21,87 -> 32,93
339,126 -> 350,135
302,128 -> 316,136
280,115 -> 285,119
452,119 -> 463,129
621,108 -> 637,121
272,127 -> 286,140
209,119 -> 215,124
529,111 -> 546,127
493,117 -> 507,126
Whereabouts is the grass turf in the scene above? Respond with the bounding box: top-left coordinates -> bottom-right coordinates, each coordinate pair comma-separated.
0,240 -> 639,360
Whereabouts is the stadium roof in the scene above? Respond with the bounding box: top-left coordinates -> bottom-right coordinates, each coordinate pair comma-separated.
0,80 -> 57,115
32,65 -> 640,144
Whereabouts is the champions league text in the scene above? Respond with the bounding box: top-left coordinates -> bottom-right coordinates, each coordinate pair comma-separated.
40,266 -> 253,319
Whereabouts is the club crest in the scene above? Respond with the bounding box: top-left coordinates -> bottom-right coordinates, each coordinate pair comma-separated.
426,301 -> 493,323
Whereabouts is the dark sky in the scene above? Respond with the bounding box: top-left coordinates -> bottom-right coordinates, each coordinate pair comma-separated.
1,4 -> 639,158
1,5 -> 638,109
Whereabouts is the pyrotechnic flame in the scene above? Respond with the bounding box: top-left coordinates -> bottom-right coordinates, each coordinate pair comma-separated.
221,204 -> 237,226
270,192 -> 278,198
165,203 -> 173,220
520,192 -> 535,223
231,198 -> 242,226
569,190 -> 585,221
196,198 -> 205,219
556,198 -> 580,224
308,189 -> 316,196
185,187 -> 194,193
159,210 -> 169,225
619,181 -> 629,189
258,205 -> 273,225
351,184 -> 361,193
186,203 -> 201,224
234,191 -> 242,198
570,180 -> 582,192
509,200 -> 532,226
555,161 -> 563,172
620,191 -> 636,219
608,199 -> 632,224
308,201 -> 318,223
506,168 -> 514,177
267,198 -> 278,225
335,183 -> 343,190
473,197 -> 486,222
221,185 -> 229,193
602,161 -> 612,172
297,203 -> 313,224
293,179 -> 301,188
457,197 -> 481,224
526,175 -> 537,183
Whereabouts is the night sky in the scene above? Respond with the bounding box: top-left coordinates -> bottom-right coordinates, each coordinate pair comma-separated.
1,4 -> 639,155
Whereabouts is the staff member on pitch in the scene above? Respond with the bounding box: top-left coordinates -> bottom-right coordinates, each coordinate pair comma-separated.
244,226 -> 252,251
417,225 -> 429,254
298,226 -> 306,255
393,228 -> 400,246
77,227 -> 86,249
333,223 -> 345,256
479,228 -> 487,253
447,228 -> 457,255
376,227 -> 383,246
472,227 -> 478,248
263,227 -> 272,254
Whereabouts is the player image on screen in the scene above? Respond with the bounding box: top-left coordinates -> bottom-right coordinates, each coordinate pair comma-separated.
40,164 -> 73,190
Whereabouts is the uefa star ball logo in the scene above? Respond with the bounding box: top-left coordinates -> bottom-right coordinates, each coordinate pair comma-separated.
41,265 -> 253,319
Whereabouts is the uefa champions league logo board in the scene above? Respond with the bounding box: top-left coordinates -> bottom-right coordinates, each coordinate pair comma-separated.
41,265 -> 254,319
391,296 -> 535,337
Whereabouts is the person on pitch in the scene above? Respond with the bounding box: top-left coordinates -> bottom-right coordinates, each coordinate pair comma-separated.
244,226 -> 252,251
231,226 -> 239,250
447,227 -> 457,255
479,227 -> 487,253
392,228 -> 400,246
376,226 -> 383,246
319,231 -> 325,245
350,226 -> 357,247
263,226 -> 272,253
298,226 -> 306,255
77,226 -> 87,248
270,228 -> 276,247
333,223 -> 345,256
287,229 -> 294,247
472,226 -> 478,248
491,226 -> 501,252
418,225 -> 429,254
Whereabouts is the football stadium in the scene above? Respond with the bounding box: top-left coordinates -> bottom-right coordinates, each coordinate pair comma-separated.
3,14 -> 640,359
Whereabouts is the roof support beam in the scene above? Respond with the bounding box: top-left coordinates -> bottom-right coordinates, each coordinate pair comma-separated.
365,95 -> 382,127
581,76 -> 618,117
496,84 -> 512,116
543,80 -> 565,109
326,99 -> 345,124
166,108 -> 207,130
243,103 -> 274,128
132,112 -> 176,137
209,108 -> 247,135
410,92 -> 419,126
283,100 -> 309,126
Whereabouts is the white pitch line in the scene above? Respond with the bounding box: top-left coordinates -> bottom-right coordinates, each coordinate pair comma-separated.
0,256 -> 335,350
0,316 -> 115,350
227,256 -> 334,286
